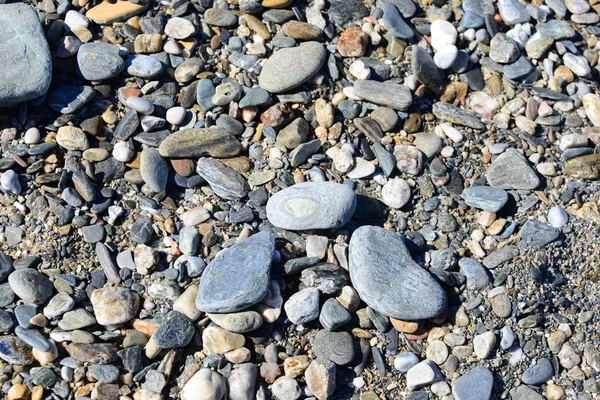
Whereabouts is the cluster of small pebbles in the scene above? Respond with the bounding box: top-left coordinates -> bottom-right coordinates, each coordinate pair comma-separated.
2,0 -> 600,399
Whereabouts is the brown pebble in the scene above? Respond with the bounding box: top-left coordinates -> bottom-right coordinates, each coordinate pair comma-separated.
337,27 -> 369,57
171,159 -> 195,177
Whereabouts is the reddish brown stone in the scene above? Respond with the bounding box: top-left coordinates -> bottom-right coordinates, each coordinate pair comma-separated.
260,103 -> 294,128
121,88 -> 142,100
171,158 -> 195,177
337,27 -> 369,57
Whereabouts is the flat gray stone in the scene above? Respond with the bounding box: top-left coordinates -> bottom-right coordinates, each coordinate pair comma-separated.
8,269 -> 53,304
349,226 -> 447,320
196,157 -> 249,200
258,41 -> 327,93
77,42 -> 124,81
284,287 -> 320,325
153,311 -> 194,349
458,258 -> 490,291
432,102 -> 485,129
522,358 -> 554,385
482,245 -> 518,269
452,366 -> 494,400
461,186 -> 509,212
207,311 -> 263,333
266,182 -> 356,231
158,128 -> 242,158
486,148 -> 540,189
353,80 -> 413,111
140,148 -> 168,193
0,4 -> 52,106
196,232 -> 275,313
519,220 -> 559,248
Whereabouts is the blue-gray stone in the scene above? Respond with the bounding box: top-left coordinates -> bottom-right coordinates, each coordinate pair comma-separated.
486,148 -> 540,189
328,0 -> 369,25
196,158 -> 249,200
153,311 -> 194,348
545,0 -> 567,17
462,0 -> 495,16
15,305 -> 36,328
354,79 -> 413,110
452,366 -> 494,400
313,330 -> 355,365
503,56 -> 535,80
284,287 -> 320,324
0,284 -> 14,308
82,225 -> 105,243
382,0 -> 417,17
131,217 -> 155,244
0,336 -> 33,365
239,87 -> 270,108
461,186 -> 508,212
140,148 -> 168,193
458,258 -> 490,291
0,4 -> 52,106
382,3 -> 414,39
498,0 -> 530,25
0,311 -> 14,333
510,385 -> 545,400
77,42 -> 125,81
460,11 -> 485,28
482,245 -> 518,269
349,226 -> 447,320
0,251 -> 13,281
113,110 -> 140,140
14,326 -> 51,352
412,46 -> 445,94
179,226 -> 200,255
48,86 -> 95,114
90,364 -> 120,383
8,269 -> 53,304
522,358 -> 554,385
196,79 -> 216,111
519,220 -> 559,248
127,55 -> 165,78
196,232 -> 274,313
266,182 -> 357,231
536,20 -> 576,40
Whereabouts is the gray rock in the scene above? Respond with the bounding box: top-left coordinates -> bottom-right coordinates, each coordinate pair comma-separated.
82,225 -> 105,243
290,139 -> 321,167
113,110 -> 140,140
536,20 -> 576,40
432,102 -> 485,129
461,186 -> 509,212
458,258 -> 490,290
77,43 -> 124,81
204,8 -> 238,26
284,287 -> 320,325
353,80 -> 413,111
196,232 -> 274,313
207,311 -> 263,333
0,4 -> 52,106
48,86 -> 95,114
313,330 -> 355,365
0,335 -> 33,365
127,55 -> 165,78
95,242 -> 122,284
140,148 -> 168,193
8,269 -> 53,304
482,245 -> 518,269
382,3 -> 414,39
486,148 -> 540,189
158,128 -> 242,158
266,182 -> 356,230
503,56 -> 535,80
328,0 -> 368,24
90,364 -> 120,383
406,360 -> 444,390
131,217 -> 155,244
153,311 -> 194,348
196,158 -> 250,200
510,385 -> 544,400
452,366 -> 494,400
519,220 -> 559,248
349,226 -> 447,320
14,326 -> 51,352
0,251 -> 13,281
239,87 -> 270,108
411,46 -> 445,94
196,79 -> 216,111
319,298 -> 351,330
0,284 -> 15,308
301,263 -> 347,294
498,0 -> 529,25
277,118 -> 309,150
522,358 -> 554,385
228,363 -> 257,400
179,226 -> 200,255
489,33 -> 520,64
258,41 -> 327,93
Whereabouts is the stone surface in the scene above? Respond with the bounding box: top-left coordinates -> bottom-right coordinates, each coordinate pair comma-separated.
461,186 -> 509,212
353,80 -> 413,111
266,182 -> 356,230
196,158 -> 250,200
196,232 -> 274,313
486,149 -> 540,189
349,226 -> 447,320
8,269 -> 53,305
91,287 -> 139,326
77,42 -> 124,81
158,128 -> 242,158
452,366 -> 494,400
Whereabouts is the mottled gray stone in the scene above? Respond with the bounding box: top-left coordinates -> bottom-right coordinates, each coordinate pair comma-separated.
207,311 -> 263,333
8,269 -> 53,304
461,186 -> 509,212
349,226 -> 447,320
486,148 -> 540,189
153,311 -> 194,348
452,366 -> 494,400
158,128 -> 242,158
458,258 -> 490,290
196,157 -> 249,200
522,358 -> 554,385
77,42 -> 124,81
196,232 -> 274,313
353,80 -> 413,111
519,220 -> 559,248
266,182 -> 356,230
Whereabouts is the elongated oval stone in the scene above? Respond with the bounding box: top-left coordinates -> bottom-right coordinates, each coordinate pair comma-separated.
266,182 -> 357,230
196,232 -> 275,313
158,128 -> 242,158
349,226 -> 447,320
258,41 -> 327,93
461,186 -> 508,212
196,158 -> 249,200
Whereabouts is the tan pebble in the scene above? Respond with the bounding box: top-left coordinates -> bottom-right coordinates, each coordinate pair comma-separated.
545,383 -> 565,400
390,318 -> 419,333
477,211 -> 496,227
133,319 -> 160,337
351,328 -> 374,339
283,355 -> 310,378
487,219 -> 506,235
31,386 -> 43,400
7,384 -> 30,400
33,340 -> 58,366
224,347 -> 251,363
202,324 -> 245,354
29,313 -> 47,327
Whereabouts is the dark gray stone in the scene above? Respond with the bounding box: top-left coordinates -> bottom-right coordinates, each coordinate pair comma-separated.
458,258 -> 490,291
14,326 -> 51,352
196,232 -> 275,313
313,330 -> 355,365
0,251 -> 13,281
153,311 -> 195,348
196,157 -> 249,200
349,226 -> 447,320
114,110 -> 140,140
140,148 -> 168,193
382,3 -> 414,39
95,242 -> 122,284
522,358 -> 554,385
486,148 -> 540,189
452,366 -> 494,400
519,220 -> 559,248
266,182 -> 356,231
411,46 -> 445,94
482,245 -> 518,269
8,269 -> 52,304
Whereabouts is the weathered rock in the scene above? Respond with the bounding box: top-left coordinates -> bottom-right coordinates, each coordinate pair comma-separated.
158,128 -> 242,158
486,148 -> 540,190
196,158 -> 250,200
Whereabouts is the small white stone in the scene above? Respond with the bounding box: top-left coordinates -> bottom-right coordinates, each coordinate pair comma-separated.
24,127 -> 41,144
559,133 -> 588,151
333,148 -> 355,173
473,331 -> 496,359
347,158 -> 375,179
406,360 -> 444,390
433,45 -> 458,69
564,53 -> 591,77
439,123 -> 464,143
430,20 -> 457,51
181,369 -> 227,400
349,60 -> 371,80
381,178 -> 411,209
306,235 -> 328,259
394,352 -> 419,372
548,206 -> 568,228
166,106 -> 187,125
112,142 -> 134,162
165,17 -> 196,39
64,10 -> 89,31
536,162 -> 556,176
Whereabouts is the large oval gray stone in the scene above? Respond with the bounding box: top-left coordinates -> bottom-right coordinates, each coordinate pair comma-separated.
461,186 -> 508,212
8,269 -> 53,305
158,128 -> 242,158
258,41 -> 327,93
77,42 -> 124,81
266,182 -> 356,231
349,226 -> 447,320
196,232 -> 275,313
353,80 -> 413,111
0,4 -> 52,106
485,148 -> 540,190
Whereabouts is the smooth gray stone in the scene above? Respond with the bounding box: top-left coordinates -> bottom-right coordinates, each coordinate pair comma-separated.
461,186 -> 508,212
207,311 -> 263,333
113,110 -> 140,140
153,311 -> 194,348
290,139 -> 321,167
536,20 -> 576,40
0,4 -> 52,106
127,55 -> 165,78
503,56 -> 535,80
313,330 -> 355,365
90,364 -> 120,383
95,242 -> 122,284
8,269 -> 53,304
258,41 -> 327,93
482,245 -> 518,269
196,232 -> 275,313
328,0 -> 368,24
0,284 -> 14,308
498,0 -> 530,25
266,182 -> 356,231
82,225 -> 105,243
349,226 -> 447,320
196,157 -> 249,200
452,366 -> 494,400
411,46 -> 445,94
522,358 -> 554,385
179,226 -> 200,255
432,102 -> 485,129
239,87 -> 270,108
77,42 -> 124,81
353,79 -> 413,111
301,263 -> 347,294
158,128 -> 242,158
284,287 -> 320,325
510,385 -> 544,400
196,79 -> 216,111
485,148 -> 540,189
458,258 -> 490,291
140,148 -> 168,193
382,2 -> 414,39
14,326 -> 51,352
519,220 -> 559,248
274,256 -> 320,276
462,0 -> 495,16
0,251 -> 13,281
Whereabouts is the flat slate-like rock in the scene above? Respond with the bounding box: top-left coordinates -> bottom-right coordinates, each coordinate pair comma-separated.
258,41 -> 327,93
411,46 -> 445,94
196,232 -> 275,313
158,128 -> 242,158
353,80 -> 412,111
461,186 -> 509,212
8,269 -> 53,305
519,220 -> 559,248
486,148 -> 540,190
432,102 -> 485,129
77,42 -> 124,81
0,4 -> 52,106
153,310 -> 194,349
349,226 -> 447,320
266,182 -> 357,230
196,158 -> 250,200
452,366 -> 494,400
